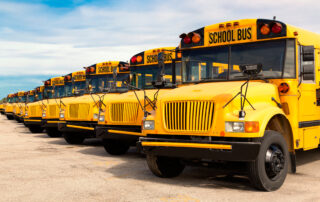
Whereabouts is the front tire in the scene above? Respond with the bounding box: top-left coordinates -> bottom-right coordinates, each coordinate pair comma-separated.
146,154 -> 185,178
6,115 -> 14,120
63,132 -> 85,144
248,130 -> 289,191
28,126 -> 44,133
102,139 -> 130,155
46,128 -> 62,137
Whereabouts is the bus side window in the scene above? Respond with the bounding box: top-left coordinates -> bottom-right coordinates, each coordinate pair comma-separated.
301,45 -> 315,83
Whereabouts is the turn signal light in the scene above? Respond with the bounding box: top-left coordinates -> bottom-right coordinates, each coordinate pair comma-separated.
90,67 -> 95,73
136,55 -> 142,63
177,52 -> 182,58
183,36 -> 191,44
191,33 -> 201,43
245,121 -> 259,133
278,82 -> 289,93
260,24 -> 270,35
131,56 -> 137,64
271,22 -> 282,34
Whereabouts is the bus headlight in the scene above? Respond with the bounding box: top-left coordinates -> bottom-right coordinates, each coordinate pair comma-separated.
99,115 -> 105,122
225,121 -> 259,133
225,122 -> 244,133
93,113 -> 98,120
143,120 -> 155,130
42,111 -> 46,117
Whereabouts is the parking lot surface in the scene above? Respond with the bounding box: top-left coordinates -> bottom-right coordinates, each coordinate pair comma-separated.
0,115 -> 320,201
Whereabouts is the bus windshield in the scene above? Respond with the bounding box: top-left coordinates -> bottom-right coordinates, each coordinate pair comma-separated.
20,96 -> 26,102
36,92 -> 43,101
27,95 -> 35,103
182,39 -> 295,82
54,86 -> 65,98
130,63 -> 181,89
86,74 -> 129,94
44,86 -> 53,99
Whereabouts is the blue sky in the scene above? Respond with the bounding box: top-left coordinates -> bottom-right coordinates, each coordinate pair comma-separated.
0,0 -> 320,98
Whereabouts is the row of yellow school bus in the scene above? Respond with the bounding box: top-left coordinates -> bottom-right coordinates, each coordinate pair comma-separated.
1,18 -> 320,191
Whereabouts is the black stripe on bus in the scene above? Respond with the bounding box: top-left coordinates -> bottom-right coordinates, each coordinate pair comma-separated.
299,120 -> 320,128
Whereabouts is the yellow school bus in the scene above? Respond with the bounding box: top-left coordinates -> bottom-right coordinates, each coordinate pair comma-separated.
24,85 -> 46,133
22,90 -> 35,123
96,47 -> 182,155
41,76 -> 65,137
13,91 -> 26,122
139,19 -> 320,191
5,94 -> 16,120
0,98 -> 6,115
58,70 -> 87,124
58,61 -> 129,144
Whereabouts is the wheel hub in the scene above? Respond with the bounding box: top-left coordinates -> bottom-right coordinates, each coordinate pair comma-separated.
265,145 -> 285,178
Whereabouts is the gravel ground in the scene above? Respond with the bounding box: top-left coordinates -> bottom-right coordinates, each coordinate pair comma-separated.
0,115 -> 320,202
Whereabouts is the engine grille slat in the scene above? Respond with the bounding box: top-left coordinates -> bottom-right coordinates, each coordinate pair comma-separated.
110,103 -> 139,124
164,101 -> 214,132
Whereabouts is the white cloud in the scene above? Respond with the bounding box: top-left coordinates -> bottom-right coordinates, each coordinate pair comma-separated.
0,0 -> 320,77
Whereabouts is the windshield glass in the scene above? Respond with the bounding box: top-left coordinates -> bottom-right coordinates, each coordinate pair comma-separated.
36,92 -> 43,100
27,95 -> 35,103
20,96 -> 26,102
86,74 -> 129,94
182,39 -> 295,82
43,86 -> 53,99
65,81 -> 86,96
130,63 -> 181,89
54,86 -> 65,98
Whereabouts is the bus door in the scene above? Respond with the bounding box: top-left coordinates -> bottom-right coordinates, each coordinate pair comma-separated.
298,45 -> 320,150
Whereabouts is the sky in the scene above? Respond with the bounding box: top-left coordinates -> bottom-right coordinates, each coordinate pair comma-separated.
0,0 -> 320,98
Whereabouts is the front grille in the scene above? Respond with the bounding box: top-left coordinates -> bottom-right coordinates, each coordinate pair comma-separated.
49,105 -> 57,117
30,106 -> 37,116
164,101 -> 214,132
110,103 -> 139,123
69,104 -> 90,120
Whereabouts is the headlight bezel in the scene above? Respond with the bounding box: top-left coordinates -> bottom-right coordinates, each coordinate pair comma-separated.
225,121 -> 245,133
143,120 -> 155,130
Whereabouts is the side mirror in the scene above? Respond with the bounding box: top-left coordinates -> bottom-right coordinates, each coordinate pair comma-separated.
302,46 -> 314,61
303,64 -> 315,80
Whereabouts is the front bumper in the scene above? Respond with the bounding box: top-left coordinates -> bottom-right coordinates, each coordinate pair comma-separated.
42,119 -> 60,128
0,109 -> 4,114
96,125 -> 142,142
24,117 -> 42,127
138,137 -> 261,162
58,121 -> 97,138
5,112 -> 14,116
14,114 -> 23,122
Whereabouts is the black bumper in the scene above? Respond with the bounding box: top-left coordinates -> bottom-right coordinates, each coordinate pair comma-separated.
96,125 -> 141,142
58,121 -> 97,138
42,119 -> 59,128
139,137 -> 261,162
0,109 -> 4,114
24,117 -> 42,127
14,115 -> 23,122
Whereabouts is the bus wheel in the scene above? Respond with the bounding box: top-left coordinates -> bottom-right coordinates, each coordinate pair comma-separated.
63,132 -> 85,144
248,130 -> 289,191
46,128 -> 62,137
6,115 -> 14,120
146,154 -> 185,178
28,126 -> 44,133
102,139 -> 130,155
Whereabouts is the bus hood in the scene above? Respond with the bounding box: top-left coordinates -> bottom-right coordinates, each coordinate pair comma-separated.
158,81 -> 279,107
